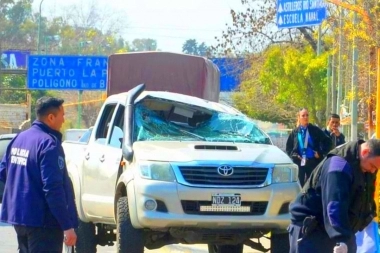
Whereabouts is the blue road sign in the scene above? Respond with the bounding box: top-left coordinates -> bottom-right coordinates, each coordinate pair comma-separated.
1,50 -> 30,69
211,58 -> 246,92
27,55 -> 108,90
276,0 -> 327,29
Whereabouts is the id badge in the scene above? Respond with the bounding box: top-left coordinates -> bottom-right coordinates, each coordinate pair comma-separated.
301,154 -> 306,166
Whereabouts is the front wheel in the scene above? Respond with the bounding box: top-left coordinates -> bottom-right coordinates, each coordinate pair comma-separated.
117,196 -> 144,253
271,232 -> 289,253
75,219 -> 97,253
208,244 -> 243,253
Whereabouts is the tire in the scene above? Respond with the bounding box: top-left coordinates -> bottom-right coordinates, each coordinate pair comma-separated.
271,232 -> 289,253
208,244 -> 243,253
117,196 -> 144,253
75,219 -> 97,253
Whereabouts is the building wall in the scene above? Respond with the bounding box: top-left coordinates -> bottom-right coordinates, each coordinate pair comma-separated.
0,104 -> 29,134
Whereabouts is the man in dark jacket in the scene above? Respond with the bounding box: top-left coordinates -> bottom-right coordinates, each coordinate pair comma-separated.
0,97 -> 78,252
288,139 -> 380,253
324,113 -> 346,149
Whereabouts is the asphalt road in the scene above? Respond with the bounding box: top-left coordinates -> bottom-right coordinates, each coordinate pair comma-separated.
0,205 -> 270,253
0,222 -> 270,253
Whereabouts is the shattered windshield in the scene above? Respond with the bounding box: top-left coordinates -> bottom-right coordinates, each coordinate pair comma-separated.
134,102 -> 271,144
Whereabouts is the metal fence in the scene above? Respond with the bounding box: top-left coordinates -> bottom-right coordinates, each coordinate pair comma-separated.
270,136 -> 288,152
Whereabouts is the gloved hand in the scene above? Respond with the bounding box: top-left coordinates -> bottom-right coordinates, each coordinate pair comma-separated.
333,242 -> 347,253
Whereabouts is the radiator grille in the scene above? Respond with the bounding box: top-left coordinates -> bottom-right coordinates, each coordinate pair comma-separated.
178,166 -> 268,186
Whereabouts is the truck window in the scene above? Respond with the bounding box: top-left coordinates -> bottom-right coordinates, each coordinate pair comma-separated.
95,104 -> 117,143
108,105 -> 125,148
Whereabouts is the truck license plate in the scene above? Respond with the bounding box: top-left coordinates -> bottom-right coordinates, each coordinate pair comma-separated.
212,193 -> 241,206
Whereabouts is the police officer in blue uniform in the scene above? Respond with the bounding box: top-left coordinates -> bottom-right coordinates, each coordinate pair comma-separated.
0,97 -> 78,252
288,139 -> 380,253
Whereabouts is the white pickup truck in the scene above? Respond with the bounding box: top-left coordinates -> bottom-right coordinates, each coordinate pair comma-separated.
63,84 -> 300,253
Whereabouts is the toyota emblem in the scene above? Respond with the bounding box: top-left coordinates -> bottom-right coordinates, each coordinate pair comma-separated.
217,165 -> 234,176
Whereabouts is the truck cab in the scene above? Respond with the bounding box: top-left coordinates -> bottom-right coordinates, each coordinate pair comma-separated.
64,84 -> 300,253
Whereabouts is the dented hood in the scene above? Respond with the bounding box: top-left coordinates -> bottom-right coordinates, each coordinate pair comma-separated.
133,141 -> 292,164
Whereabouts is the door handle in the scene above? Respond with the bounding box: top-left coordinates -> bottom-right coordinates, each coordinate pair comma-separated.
85,153 -> 90,160
99,155 -> 105,163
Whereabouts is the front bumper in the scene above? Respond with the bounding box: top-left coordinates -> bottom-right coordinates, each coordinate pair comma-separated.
127,177 -> 300,230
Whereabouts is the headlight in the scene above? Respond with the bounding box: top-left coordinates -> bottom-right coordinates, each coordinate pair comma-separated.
272,164 -> 298,183
138,162 -> 176,182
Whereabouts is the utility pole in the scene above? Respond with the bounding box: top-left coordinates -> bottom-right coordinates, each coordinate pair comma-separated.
351,0 -> 358,141
77,41 -> 86,129
317,25 -> 322,56
317,24 -> 328,122
331,53 -> 337,114
0,34 -> 2,83
377,48 -> 380,139
326,56 -> 332,119
336,8 -> 344,115
77,90 -> 83,128
37,0 -> 45,54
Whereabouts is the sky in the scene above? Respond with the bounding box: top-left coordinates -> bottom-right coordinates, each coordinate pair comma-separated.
32,0 -> 243,53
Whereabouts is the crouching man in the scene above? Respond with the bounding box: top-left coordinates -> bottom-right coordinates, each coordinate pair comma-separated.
288,139 -> 380,253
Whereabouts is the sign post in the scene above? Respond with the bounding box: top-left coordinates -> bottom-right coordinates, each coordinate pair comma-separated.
77,90 -> 83,128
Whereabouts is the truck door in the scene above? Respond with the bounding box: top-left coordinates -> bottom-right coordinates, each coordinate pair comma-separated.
81,103 -> 117,216
96,104 -> 125,218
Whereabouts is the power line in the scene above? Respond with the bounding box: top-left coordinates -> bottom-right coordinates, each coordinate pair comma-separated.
124,32 -> 219,41
126,26 -> 221,32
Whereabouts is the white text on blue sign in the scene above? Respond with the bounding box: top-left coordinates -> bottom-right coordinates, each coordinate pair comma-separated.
277,0 -> 326,28
28,56 -> 108,90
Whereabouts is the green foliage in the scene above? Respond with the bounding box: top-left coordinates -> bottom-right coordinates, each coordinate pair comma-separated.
130,38 -> 157,51
182,39 -> 209,56
0,0 -> 144,123
233,45 -> 328,127
0,0 -> 141,55
0,0 -> 35,50
0,75 -> 25,104
0,74 -> 56,121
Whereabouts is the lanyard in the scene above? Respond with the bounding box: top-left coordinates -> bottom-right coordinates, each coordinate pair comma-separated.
298,129 -> 309,151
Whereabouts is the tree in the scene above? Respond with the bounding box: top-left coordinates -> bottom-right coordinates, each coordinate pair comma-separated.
81,91 -> 103,128
233,44 -> 328,127
37,0 -> 130,55
0,0 -> 36,50
198,42 -> 208,56
182,39 -> 209,56
232,83 -> 299,126
0,0 -> 128,123
182,39 -> 198,55
63,0 -> 126,35
130,38 -> 157,51
0,74 -> 56,121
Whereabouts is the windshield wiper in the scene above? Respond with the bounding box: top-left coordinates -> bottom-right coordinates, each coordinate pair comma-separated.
178,128 -> 207,141
213,130 -> 270,144
214,130 -> 251,139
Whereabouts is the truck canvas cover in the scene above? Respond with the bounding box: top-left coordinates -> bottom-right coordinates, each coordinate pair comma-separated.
107,52 -> 220,102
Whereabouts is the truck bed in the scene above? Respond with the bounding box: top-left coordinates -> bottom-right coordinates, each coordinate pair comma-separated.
107,52 -> 220,102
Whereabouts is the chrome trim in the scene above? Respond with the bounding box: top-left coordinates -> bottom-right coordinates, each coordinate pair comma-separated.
171,161 -> 274,189
217,165 -> 234,176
